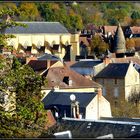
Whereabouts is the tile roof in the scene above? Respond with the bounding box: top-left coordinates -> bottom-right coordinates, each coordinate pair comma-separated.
95,63 -> 130,78
27,60 -> 57,72
42,91 -> 97,108
130,26 -> 140,34
4,22 -> 69,34
64,61 -> 76,68
45,110 -> 56,129
44,63 -> 102,89
70,60 -> 102,68
79,36 -> 90,47
103,26 -> 117,35
111,57 -> 140,65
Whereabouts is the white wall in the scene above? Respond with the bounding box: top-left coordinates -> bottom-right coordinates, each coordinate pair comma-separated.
86,95 -> 112,120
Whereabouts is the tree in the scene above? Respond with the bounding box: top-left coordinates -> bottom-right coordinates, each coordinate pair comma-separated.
0,9 -> 26,52
131,11 -> 140,19
111,100 -> 140,118
128,89 -> 140,107
0,57 -> 47,138
18,2 -> 42,21
0,9 -> 48,138
89,35 -> 109,57
126,38 -> 135,51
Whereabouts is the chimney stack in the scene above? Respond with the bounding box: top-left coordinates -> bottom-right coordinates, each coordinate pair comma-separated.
98,88 -> 102,97
103,57 -> 111,66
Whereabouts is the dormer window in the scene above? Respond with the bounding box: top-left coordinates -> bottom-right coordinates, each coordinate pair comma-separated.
63,76 -> 69,85
63,76 -> 72,86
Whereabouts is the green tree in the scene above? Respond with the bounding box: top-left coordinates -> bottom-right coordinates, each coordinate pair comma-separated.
0,57 -> 47,138
89,35 -> 109,57
0,9 -> 26,52
0,9 -> 48,138
18,2 -> 42,21
131,11 -> 140,19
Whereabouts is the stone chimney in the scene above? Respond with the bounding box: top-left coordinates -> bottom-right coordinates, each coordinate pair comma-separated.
47,60 -> 51,68
103,57 -> 111,65
98,88 -> 102,97
26,56 -> 37,64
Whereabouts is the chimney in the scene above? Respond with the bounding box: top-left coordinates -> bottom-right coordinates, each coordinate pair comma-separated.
69,79 -> 73,86
98,88 -> 102,97
26,56 -> 37,64
75,101 -> 80,119
103,57 -> 111,65
47,60 -> 51,68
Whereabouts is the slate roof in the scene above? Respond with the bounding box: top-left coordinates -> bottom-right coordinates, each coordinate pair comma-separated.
37,53 -> 60,61
52,118 -> 140,138
4,22 -> 69,34
71,60 -> 102,68
42,91 -> 97,108
95,63 -> 130,78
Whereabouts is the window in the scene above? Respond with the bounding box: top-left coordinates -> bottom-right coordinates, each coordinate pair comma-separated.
102,87 -> 106,96
114,100 -> 118,108
63,76 -> 69,85
115,79 -> 117,84
114,87 -> 119,98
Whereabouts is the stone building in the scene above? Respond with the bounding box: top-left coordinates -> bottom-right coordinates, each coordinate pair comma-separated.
42,89 -> 112,120
3,22 -> 80,61
94,62 -> 140,108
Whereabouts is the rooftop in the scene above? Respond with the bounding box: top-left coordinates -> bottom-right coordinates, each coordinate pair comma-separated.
71,60 -> 102,68
95,63 -> 130,78
52,117 -> 140,138
43,63 -> 102,89
42,91 -> 97,108
4,22 -> 69,34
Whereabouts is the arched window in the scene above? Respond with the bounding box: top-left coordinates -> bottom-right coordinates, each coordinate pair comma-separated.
114,87 -> 119,98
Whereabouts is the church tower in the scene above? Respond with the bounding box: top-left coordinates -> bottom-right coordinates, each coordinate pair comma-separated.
114,23 -> 126,56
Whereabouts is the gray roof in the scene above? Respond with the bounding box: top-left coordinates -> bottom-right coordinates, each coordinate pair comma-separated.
71,60 -> 102,68
42,91 -> 97,108
95,63 -> 130,78
37,53 -> 60,61
52,118 -> 140,138
114,23 -> 126,53
4,22 -> 69,34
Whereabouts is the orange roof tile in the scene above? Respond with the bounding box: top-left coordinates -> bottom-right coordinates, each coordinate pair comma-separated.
130,26 -> 140,34
44,64 -> 102,89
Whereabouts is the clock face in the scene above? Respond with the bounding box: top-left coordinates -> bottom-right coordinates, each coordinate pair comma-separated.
70,94 -> 76,101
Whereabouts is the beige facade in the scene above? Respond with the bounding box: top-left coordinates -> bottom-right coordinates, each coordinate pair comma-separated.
7,32 -> 80,61
125,62 -> 140,99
